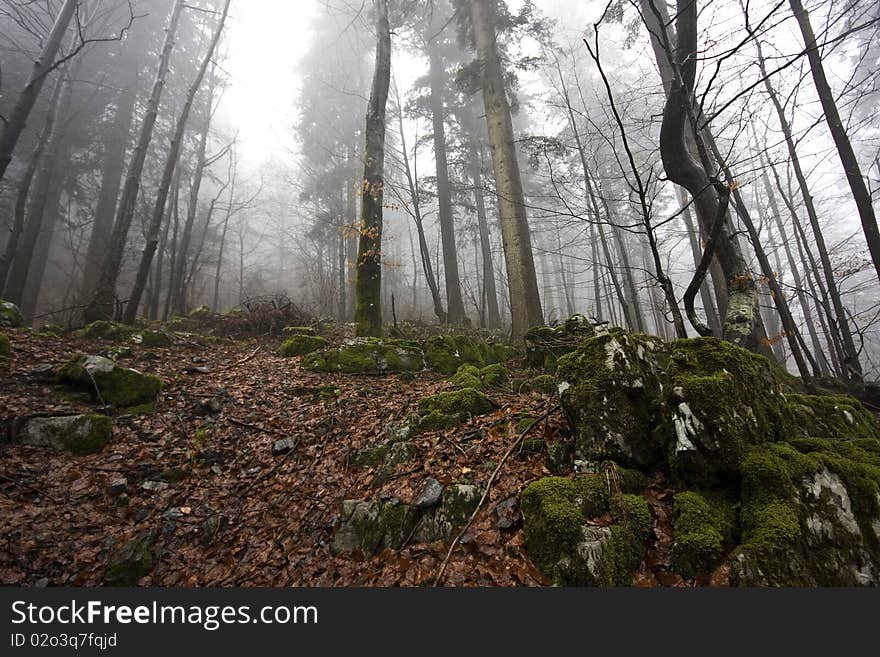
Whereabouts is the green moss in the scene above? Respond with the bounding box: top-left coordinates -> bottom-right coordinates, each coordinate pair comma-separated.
547,441 -> 574,474
279,334 -> 328,357
418,387 -> 493,420
424,335 -> 512,374
0,332 -> 10,359
104,530 -> 155,586
76,321 -> 134,341
480,363 -> 508,387
517,417 -> 537,434
524,374 -> 557,395
788,394 -> 880,442
0,300 -> 23,327
58,355 -> 162,409
137,330 -> 172,347
351,445 -> 390,467
305,338 -> 424,373
523,315 -> 596,369
61,414 -> 112,455
450,365 -> 483,390
671,491 -> 736,578
283,326 -> 316,336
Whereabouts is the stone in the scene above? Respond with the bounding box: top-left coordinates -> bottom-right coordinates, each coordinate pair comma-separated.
29,363 -> 56,380
108,478 -> 128,497
496,496 -> 521,529
414,478 -> 443,508
140,480 -> 169,493
272,438 -> 296,456
0,300 -> 23,327
18,414 -> 112,455
305,338 -> 425,373
279,334 -> 327,357
104,530 -> 156,586
332,499 -> 420,554
57,354 -> 162,409
195,397 -> 223,416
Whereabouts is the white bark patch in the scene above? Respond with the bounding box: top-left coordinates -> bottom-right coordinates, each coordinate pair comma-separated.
604,338 -> 627,371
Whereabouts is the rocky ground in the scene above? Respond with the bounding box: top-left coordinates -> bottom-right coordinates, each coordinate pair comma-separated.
1,307 -> 879,587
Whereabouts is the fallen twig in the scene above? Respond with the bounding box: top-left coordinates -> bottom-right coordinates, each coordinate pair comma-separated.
432,403 -> 561,586
226,416 -> 288,437
225,345 -> 261,369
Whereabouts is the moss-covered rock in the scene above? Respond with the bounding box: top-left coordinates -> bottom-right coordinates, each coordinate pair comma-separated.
135,330 -> 172,347
0,300 -> 23,327
414,484 -> 482,542
557,330 -> 667,470
331,499 -> 421,554
104,530 -> 156,586
57,354 -> 162,409
418,387 -> 494,422
0,332 -> 10,359
18,414 -> 112,455
524,314 -> 596,369
279,334 -> 328,357
789,394 -> 880,443
523,374 -> 557,395
670,491 -> 736,579
305,338 -> 424,373
480,363 -> 508,387
283,326 -> 316,336
424,335 -> 514,374
520,475 -> 652,586
76,321 -> 133,341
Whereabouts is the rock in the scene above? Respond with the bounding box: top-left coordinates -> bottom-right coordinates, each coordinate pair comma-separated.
670,491 -> 736,579
272,438 -> 296,455
496,496 -> 521,529
283,326 -> 316,336
104,530 -> 156,586
416,388 -> 494,431
76,320 -> 134,340
57,354 -> 162,409
108,478 -> 128,497
18,414 -> 112,455
0,300 -> 23,327
414,478 -> 443,508
520,476 -> 652,586
279,334 -> 327,357
305,337 -> 425,373
201,514 -> 225,546
332,499 -> 420,554
523,314 -> 596,369
0,332 -> 10,359
134,330 -> 172,347
29,363 -> 56,380
195,397 -> 223,415
424,335 -> 515,374
415,484 -> 482,543
140,480 -> 169,493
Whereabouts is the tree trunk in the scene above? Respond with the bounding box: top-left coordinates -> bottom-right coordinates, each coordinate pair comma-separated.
83,0 -> 185,322
470,0 -> 543,338
0,0 -> 77,184
354,0 -> 391,337
676,187 -> 721,335
790,0 -> 880,290
428,46 -> 467,325
212,157 -> 236,313
80,73 -> 139,304
124,2 -> 230,324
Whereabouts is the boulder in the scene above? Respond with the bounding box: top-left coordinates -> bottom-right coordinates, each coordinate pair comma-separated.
424,335 -> 515,374
17,414 -> 112,455
523,314 -> 597,369
0,300 -> 23,327
104,530 -> 156,586
416,388 -> 494,431
279,334 -> 327,357
305,338 -> 425,373
57,354 -> 162,409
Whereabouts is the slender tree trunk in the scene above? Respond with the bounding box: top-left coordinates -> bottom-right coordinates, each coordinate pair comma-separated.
676,188 -> 721,335
150,165 -> 181,319
212,158 -> 236,313
79,74 -> 139,304
354,0 -> 391,337
0,73 -> 64,292
163,181 -> 181,321
590,222 -> 603,321
125,3 -> 230,324
0,0 -> 77,184
83,0 -> 185,322
20,179 -> 66,319
428,46 -> 467,325
789,0 -> 880,289
470,0 -> 543,338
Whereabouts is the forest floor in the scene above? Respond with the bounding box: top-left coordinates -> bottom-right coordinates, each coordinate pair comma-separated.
0,326 -> 715,587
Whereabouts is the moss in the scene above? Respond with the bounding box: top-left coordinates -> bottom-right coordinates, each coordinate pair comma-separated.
351,445 -> 389,468
521,476 -> 651,586
524,374 -> 557,395
305,338 -> 424,373
671,491 -> 736,578
450,366 -> 483,390
283,326 -> 316,336
418,387 -> 493,420
104,530 -> 155,586
58,355 -> 163,409
76,321 -> 133,341
517,417 -> 537,434
788,394 -> 880,442
480,363 -> 508,387
279,334 -> 328,357
424,335 -> 512,374
0,332 -> 10,359
417,409 -> 457,432
0,300 -> 23,327
137,330 -> 172,347
547,441 -> 574,474
523,315 -> 596,369
61,414 -> 112,455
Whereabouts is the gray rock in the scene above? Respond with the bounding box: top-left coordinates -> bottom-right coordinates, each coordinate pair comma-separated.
495,496 -> 521,529
108,478 -> 128,497
332,499 -> 420,554
104,530 -> 156,586
0,300 -> 23,327
414,478 -> 443,508
140,480 -> 169,492
29,363 -> 56,380
17,414 -> 112,455
272,438 -> 296,456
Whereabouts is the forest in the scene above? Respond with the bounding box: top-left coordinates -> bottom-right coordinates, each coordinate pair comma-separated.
1,0 -> 880,588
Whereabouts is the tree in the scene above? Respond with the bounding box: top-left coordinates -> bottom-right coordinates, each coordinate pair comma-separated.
468,0 -> 543,338
354,0 -> 392,337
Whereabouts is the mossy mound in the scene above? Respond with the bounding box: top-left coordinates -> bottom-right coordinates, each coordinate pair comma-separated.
279,334 -> 328,357
788,394 -> 877,443
18,414 -> 112,455
0,332 -> 10,359
522,374 -> 557,395
520,475 -> 652,586
0,300 -> 23,327
57,354 -> 162,409
135,329 -> 172,347
670,491 -> 736,579
283,326 -> 316,336
76,321 -> 134,341
524,314 -> 597,370
449,363 -> 509,390
305,338 -> 425,373
424,335 -> 515,374
418,388 -> 493,421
